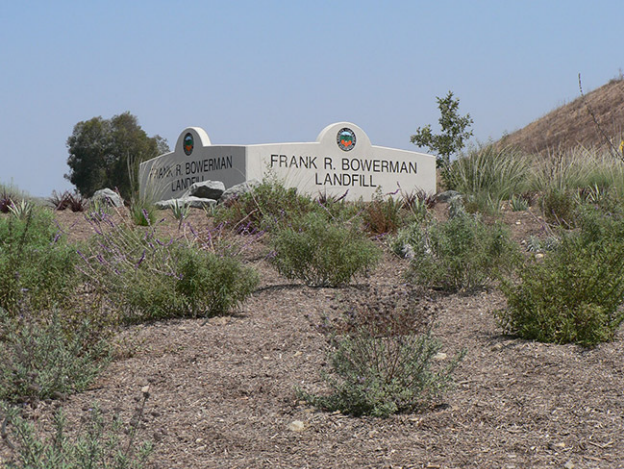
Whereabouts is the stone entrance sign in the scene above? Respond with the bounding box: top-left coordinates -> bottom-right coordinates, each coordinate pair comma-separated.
139,122 -> 436,202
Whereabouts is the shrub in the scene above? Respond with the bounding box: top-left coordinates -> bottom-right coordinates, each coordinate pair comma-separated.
0,189 -> 17,213
361,191 -> 403,235
402,210 -> 520,292
0,308 -> 110,403
79,215 -> 258,322
214,178 -> 313,232
540,187 -> 577,226
497,206 -> 624,346
297,300 -> 464,417
48,190 -> 89,212
269,211 -> 381,287
0,206 -> 77,312
0,396 -> 152,468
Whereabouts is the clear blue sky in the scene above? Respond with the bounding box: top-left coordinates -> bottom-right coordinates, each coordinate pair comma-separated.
1,1 -> 621,196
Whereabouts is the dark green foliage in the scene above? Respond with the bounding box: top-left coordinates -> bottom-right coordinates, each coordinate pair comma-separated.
411,91 -> 473,171
0,398 -> 152,468
0,206 -> 77,312
65,112 -> 169,199
0,309 -> 109,403
214,178 -> 313,232
403,209 -> 520,292
269,211 -> 381,287
497,206 -> 624,346
298,301 -> 464,417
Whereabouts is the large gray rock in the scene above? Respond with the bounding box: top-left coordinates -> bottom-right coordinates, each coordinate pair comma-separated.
183,181 -> 226,200
219,179 -> 261,204
155,196 -> 217,210
92,188 -> 124,207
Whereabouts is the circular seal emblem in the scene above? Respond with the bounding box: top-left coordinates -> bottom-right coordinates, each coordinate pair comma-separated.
183,133 -> 194,156
337,128 -> 356,152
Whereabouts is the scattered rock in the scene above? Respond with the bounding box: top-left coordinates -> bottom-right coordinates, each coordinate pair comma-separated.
92,188 -> 123,207
287,420 -> 305,432
155,197 -> 217,210
183,180 -> 225,200
220,179 -> 261,204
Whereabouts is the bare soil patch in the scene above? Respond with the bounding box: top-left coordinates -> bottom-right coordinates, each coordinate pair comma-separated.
2,207 -> 624,469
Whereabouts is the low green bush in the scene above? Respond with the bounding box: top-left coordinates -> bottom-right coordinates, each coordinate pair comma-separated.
0,206 -> 77,312
297,302 -> 464,417
80,217 -> 258,322
0,309 -> 110,403
497,206 -> 624,346
269,211 -> 381,287
214,178 -> 313,232
401,208 -> 519,292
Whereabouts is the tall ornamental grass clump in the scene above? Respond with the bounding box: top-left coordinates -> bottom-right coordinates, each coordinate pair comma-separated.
79,215 -> 258,322
0,204 -> 77,312
533,148 -> 624,224
399,201 -> 520,292
446,145 -> 532,213
297,300 -> 464,417
497,204 -> 624,347
269,211 -> 381,287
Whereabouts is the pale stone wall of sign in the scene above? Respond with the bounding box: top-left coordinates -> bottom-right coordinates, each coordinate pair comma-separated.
245,122 -> 435,199
139,127 -> 246,201
139,122 -> 436,202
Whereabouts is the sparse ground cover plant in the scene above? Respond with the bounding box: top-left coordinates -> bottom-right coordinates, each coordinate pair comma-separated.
0,205 -> 77,312
297,296 -> 465,417
0,308 -> 110,403
79,214 -> 258,322
497,205 -> 624,346
269,211 -> 381,287
0,395 -> 152,469
400,201 -> 520,292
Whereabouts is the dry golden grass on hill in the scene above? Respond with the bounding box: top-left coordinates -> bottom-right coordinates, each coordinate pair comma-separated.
500,77 -> 624,155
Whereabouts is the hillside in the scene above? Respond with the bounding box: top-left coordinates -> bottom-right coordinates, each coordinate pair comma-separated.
500,77 -> 624,155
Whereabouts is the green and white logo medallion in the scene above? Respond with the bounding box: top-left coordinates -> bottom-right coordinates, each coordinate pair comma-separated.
337,128 -> 356,152
183,133 -> 194,156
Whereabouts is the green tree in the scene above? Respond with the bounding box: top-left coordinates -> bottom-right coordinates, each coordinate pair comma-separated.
65,112 -> 169,200
411,91 -> 473,169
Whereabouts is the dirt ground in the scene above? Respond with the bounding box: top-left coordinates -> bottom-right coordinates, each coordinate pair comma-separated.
2,206 -> 624,469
